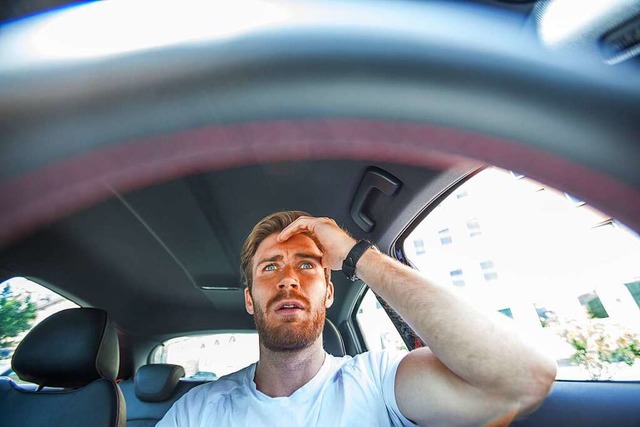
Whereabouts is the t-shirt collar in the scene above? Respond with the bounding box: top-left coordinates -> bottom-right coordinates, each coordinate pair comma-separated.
248,352 -> 333,403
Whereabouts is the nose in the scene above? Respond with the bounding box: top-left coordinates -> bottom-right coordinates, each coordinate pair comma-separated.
278,265 -> 300,290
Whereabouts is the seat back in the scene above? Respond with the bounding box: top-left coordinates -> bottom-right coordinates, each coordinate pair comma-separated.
120,364 -> 204,427
323,318 -> 346,356
0,308 -> 125,427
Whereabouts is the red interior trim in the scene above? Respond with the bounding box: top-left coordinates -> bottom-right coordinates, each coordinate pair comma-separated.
1,119 -> 638,246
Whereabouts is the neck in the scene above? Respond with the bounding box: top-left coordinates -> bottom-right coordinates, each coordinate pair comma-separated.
253,338 -> 326,397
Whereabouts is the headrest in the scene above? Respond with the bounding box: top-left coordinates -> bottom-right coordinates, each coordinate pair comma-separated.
12,308 -> 119,388
323,318 -> 346,357
135,364 -> 185,402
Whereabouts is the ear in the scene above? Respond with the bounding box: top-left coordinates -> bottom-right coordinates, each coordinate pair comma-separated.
244,287 -> 254,315
325,281 -> 334,309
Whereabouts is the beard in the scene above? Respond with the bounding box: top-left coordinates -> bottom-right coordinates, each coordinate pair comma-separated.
253,290 -> 326,352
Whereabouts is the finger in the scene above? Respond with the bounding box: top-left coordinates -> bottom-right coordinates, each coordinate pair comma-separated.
277,217 -> 315,242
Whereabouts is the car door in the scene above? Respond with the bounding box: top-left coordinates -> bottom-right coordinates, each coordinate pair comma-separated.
382,167 -> 640,426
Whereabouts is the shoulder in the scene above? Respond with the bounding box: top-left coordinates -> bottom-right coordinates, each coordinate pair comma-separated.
332,350 -> 406,371
327,350 -> 407,384
323,351 -> 416,426
157,365 -> 256,426
178,364 -> 253,406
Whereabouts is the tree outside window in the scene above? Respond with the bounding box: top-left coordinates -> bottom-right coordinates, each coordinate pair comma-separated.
0,284 -> 36,349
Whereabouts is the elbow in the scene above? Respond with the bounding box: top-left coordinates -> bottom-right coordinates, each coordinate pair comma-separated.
518,357 -> 557,415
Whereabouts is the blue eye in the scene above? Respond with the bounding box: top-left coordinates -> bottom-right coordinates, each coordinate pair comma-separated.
264,264 -> 277,272
300,262 -> 313,269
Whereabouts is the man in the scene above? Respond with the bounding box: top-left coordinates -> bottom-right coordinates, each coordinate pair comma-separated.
158,211 -> 556,426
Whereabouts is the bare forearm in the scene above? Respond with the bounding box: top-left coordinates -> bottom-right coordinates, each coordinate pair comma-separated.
278,215 -> 555,423
356,248 -> 556,403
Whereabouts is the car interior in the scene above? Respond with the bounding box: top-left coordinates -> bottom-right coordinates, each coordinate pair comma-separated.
0,0 -> 639,426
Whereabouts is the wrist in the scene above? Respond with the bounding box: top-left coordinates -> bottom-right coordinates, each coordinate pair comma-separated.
341,240 -> 376,281
353,246 -> 382,282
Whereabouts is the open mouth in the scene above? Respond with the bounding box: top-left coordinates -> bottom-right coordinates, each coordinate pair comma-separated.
275,300 -> 305,313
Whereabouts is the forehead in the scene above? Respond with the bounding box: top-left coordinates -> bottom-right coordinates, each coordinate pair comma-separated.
254,233 -> 323,261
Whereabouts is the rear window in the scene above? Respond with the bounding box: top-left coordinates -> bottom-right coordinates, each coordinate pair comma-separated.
150,333 -> 259,380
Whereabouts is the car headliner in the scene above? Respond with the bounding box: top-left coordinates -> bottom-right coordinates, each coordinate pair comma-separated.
0,0 -> 639,360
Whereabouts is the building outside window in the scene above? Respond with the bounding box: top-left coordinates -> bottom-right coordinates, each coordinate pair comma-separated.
439,228 -> 452,245
480,260 -> 498,281
625,281 -> 640,308
578,291 -> 609,319
450,269 -> 465,287
467,218 -> 482,237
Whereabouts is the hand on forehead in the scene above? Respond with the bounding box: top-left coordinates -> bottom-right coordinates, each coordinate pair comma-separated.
277,216 -> 357,272
256,232 -> 323,263
277,216 -> 319,242
274,232 -> 324,255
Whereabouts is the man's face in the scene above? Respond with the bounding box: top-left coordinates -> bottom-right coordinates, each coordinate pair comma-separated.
245,233 -> 334,352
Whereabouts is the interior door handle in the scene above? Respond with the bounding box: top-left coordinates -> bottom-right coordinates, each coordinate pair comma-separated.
350,167 -> 402,232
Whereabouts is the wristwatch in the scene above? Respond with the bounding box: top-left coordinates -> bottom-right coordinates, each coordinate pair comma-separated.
341,240 -> 375,281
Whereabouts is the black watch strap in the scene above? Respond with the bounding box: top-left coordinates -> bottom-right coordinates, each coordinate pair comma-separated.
342,240 -> 374,281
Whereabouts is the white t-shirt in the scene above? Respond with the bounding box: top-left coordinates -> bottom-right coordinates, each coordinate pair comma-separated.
157,351 -> 416,427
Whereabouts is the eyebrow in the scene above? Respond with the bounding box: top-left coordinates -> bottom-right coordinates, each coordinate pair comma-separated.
294,252 -> 323,264
256,255 -> 283,267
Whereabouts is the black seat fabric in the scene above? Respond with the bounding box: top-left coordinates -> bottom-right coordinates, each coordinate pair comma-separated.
323,318 -> 346,356
120,364 -> 203,427
0,308 -> 125,427
134,364 -> 186,402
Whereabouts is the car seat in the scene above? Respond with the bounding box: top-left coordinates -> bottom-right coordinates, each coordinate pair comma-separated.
323,318 -> 346,356
120,363 -> 206,426
0,308 -> 126,426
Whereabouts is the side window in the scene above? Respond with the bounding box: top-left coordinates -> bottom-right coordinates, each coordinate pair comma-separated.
356,289 -> 408,352
150,333 -> 259,380
0,277 -> 79,384
403,167 -> 640,381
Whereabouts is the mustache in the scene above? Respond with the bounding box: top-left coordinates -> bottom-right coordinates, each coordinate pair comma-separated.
266,291 -> 310,311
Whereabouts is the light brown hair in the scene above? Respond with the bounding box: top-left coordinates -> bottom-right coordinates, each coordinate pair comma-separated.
240,211 -> 328,291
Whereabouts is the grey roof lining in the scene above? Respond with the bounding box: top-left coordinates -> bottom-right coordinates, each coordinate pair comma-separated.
0,159 -> 452,337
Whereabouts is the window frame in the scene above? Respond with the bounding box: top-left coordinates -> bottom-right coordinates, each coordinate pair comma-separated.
391,169 -> 481,273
